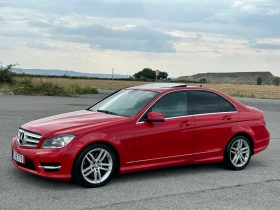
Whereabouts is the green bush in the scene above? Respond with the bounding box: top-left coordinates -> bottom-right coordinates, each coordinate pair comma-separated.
67,83 -> 98,95
11,79 -> 98,96
0,69 -> 14,83
273,77 -> 280,86
257,77 -> 263,85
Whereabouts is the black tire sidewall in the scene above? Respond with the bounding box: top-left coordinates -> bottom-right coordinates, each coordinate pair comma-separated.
72,143 -> 118,188
224,136 -> 252,170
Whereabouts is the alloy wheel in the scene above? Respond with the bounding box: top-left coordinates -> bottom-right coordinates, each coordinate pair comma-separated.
230,139 -> 250,168
81,148 -> 113,184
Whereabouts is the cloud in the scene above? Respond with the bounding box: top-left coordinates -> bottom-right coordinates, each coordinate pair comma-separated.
241,5 -> 257,13
49,24 -> 178,52
26,41 -> 56,50
27,20 -> 53,28
0,0 -> 228,23
90,38 -> 175,53
249,42 -> 280,50
0,43 -> 13,50
232,1 -> 243,8
0,30 -> 41,38
192,34 -> 203,41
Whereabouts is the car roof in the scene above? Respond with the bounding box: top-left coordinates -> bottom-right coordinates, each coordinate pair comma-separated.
127,83 -> 208,93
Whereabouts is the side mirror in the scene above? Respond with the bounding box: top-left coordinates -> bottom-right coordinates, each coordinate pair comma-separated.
147,112 -> 165,122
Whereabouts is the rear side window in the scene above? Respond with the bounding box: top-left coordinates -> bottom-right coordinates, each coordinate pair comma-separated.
218,95 -> 237,112
191,91 -> 236,115
191,91 -> 219,115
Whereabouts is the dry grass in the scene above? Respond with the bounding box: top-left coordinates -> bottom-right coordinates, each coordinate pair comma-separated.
200,83 -> 280,99
28,77 -> 151,90
1,77 -> 280,99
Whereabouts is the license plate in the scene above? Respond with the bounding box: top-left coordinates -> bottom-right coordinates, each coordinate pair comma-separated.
12,150 -> 25,164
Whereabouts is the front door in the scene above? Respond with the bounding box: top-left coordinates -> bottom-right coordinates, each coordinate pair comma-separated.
134,91 -> 194,162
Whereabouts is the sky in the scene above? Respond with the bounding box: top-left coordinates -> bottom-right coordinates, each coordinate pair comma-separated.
0,0 -> 280,77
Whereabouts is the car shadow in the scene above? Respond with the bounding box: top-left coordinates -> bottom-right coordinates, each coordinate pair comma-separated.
112,163 -> 223,183
10,162 -> 225,189
10,158 -> 267,189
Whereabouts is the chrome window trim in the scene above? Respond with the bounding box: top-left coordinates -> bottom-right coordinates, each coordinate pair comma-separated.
136,89 -> 238,124
136,115 -> 192,125
190,111 -> 238,117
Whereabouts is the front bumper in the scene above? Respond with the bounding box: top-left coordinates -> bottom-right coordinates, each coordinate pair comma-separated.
11,138 -> 74,181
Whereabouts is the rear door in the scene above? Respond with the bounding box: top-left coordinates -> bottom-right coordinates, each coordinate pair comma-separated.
189,90 -> 238,161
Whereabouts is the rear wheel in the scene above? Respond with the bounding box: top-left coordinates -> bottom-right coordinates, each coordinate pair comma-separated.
72,143 -> 118,187
224,136 -> 252,170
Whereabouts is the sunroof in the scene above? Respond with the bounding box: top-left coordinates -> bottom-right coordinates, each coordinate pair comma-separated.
138,83 -> 187,88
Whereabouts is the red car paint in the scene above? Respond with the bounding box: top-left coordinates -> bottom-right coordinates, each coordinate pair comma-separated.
11,86 -> 270,180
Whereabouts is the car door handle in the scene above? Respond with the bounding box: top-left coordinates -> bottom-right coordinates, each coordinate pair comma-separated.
179,121 -> 191,127
222,115 -> 232,120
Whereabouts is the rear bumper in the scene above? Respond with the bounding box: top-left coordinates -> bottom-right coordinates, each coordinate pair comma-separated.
254,137 -> 270,155
11,138 -> 73,181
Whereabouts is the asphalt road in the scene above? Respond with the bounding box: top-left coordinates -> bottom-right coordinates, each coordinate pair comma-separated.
0,94 -> 280,210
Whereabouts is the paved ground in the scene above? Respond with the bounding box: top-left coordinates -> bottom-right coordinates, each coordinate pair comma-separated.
0,94 -> 279,210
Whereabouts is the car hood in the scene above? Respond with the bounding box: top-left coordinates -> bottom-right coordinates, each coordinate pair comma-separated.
21,110 -> 129,136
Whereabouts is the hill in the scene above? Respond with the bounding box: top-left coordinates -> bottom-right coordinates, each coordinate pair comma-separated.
177,71 -> 275,85
12,68 -> 129,79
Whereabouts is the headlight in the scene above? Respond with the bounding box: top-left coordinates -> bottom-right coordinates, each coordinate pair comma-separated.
41,134 -> 75,149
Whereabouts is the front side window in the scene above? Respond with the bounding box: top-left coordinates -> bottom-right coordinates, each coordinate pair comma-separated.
141,91 -> 188,120
90,89 -> 158,117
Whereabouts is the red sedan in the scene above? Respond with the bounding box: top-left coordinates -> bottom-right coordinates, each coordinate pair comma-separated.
11,83 -> 270,187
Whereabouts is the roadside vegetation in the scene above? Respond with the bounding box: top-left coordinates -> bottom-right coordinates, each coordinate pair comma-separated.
21,76 -> 280,99
0,64 -> 98,96
1,65 -> 280,99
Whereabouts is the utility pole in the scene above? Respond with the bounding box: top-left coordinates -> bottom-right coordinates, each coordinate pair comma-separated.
112,68 -> 114,80
0,61 -> 2,70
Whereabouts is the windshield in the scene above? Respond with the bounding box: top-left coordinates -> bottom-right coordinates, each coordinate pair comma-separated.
90,89 -> 159,117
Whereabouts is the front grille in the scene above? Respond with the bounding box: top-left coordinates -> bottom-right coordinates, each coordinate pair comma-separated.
17,129 -> 42,148
16,158 -> 36,171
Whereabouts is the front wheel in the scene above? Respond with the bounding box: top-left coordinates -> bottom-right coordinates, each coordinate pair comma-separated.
72,144 -> 118,187
224,136 -> 252,170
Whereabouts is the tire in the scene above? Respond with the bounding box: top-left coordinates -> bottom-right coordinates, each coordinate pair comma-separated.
72,143 -> 118,188
223,136 -> 252,170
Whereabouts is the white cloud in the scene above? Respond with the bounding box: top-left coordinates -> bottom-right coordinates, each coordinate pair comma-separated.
241,5 -> 257,13
232,1 -> 243,8
1,0 -> 280,76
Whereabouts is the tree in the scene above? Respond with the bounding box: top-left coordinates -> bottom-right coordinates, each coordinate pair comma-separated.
133,68 -> 168,80
199,78 -> 207,83
159,71 -> 168,80
273,76 -> 280,86
0,63 -> 19,83
257,77 -> 263,85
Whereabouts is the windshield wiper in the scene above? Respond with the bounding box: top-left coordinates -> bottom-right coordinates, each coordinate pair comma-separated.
97,109 -> 119,116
